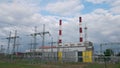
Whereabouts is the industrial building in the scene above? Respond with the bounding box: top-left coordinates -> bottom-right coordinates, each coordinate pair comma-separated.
25,17 -> 94,63
26,42 -> 93,62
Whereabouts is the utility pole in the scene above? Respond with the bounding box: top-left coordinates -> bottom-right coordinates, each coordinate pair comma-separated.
48,37 -> 57,49
6,31 -> 11,54
49,37 -> 57,53
42,24 -> 45,54
30,39 -> 33,53
49,37 -> 57,61
12,30 -> 17,55
16,38 -> 20,54
100,44 -> 102,55
51,37 -> 54,52
28,38 -> 33,58
41,24 -> 50,60
0,45 -> 3,53
33,26 -> 37,60
0,45 -> 5,56
30,26 -> 37,60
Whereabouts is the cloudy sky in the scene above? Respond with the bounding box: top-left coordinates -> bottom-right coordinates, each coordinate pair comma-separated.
0,0 -> 120,52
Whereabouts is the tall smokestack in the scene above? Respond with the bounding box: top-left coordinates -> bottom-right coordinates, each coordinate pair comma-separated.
79,17 -> 83,43
58,20 -> 62,46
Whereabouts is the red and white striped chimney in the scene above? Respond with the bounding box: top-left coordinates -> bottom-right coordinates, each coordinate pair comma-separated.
58,20 -> 62,46
79,17 -> 83,43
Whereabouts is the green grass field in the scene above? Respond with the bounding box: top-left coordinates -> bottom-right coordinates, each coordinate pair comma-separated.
0,61 -> 120,68
84,63 -> 120,68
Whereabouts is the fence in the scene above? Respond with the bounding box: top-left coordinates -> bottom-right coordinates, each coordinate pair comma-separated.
0,52 -> 120,64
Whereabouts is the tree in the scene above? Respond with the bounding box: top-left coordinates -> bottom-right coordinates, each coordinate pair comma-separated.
104,49 -> 114,61
104,49 -> 114,56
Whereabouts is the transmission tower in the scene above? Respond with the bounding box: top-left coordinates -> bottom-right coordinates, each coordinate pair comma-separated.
6,31 -> 11,54
12,30 -> 18,55
30,26 -> 38,60
40,24 -> 50,60
6,30 -> 19,61
29,25 -> 50,61
6,30 -> 19,55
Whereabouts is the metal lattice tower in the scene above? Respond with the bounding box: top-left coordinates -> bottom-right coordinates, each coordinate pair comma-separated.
6,31 -> 11,54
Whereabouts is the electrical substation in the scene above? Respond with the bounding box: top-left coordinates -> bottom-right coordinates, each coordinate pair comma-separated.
0,17 -> 120,64
25,17 -> 94,63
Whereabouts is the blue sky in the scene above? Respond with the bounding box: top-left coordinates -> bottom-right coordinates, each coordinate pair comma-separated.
82,1 -> 111,14
0,0 -> 120,52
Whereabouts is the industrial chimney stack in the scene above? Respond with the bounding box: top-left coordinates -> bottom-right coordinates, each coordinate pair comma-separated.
58,20 -> 62,46
79,17 -> 83,43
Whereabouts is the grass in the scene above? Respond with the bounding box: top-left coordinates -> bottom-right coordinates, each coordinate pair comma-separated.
84,63 -> 120,68
0,62 -> 35,68
0,61 -> 86,68
0,60 -> 120,68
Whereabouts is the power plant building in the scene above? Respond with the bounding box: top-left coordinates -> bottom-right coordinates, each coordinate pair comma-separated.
25,41 -> 93,62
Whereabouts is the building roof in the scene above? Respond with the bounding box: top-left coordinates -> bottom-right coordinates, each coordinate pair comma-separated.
39,46 -> 56,49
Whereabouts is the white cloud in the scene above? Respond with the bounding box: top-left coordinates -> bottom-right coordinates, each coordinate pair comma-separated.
110,6 -> 120,14
0,0 -> 120,52
86,0 -> 106,4
111,0 -> 120,7
0,1 -> 40,25
85,0 -> 120,14
110,0 -> 120,14
45,0 -> 84,16
0,1 -> 42,51
83,8 -> 120,43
